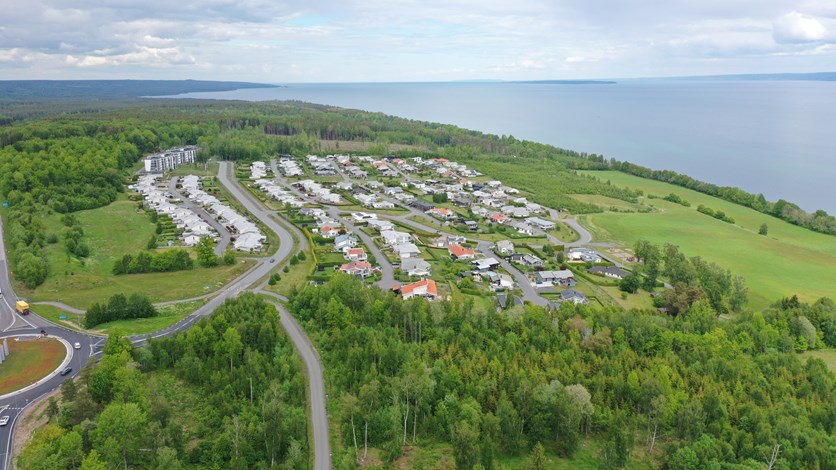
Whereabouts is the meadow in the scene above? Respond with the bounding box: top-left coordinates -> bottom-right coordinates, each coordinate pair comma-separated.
577,171 -> 836,308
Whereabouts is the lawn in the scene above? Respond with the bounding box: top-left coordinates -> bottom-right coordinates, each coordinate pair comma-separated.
32,304 -> 85,331
270,250 -> 316,297
90,300 -> 205,336
801,348 -> 836,373
0,337 -> 66,395
567,194 -> 649,213
577,171 -> 836,309
27,259 -> 255,310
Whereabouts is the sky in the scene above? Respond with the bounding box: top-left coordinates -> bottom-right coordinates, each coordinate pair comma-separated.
1,0 -> 835,82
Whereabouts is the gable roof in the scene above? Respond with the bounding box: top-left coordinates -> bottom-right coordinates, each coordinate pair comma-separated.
448,244 -> 475,258
401,278 -> 438,297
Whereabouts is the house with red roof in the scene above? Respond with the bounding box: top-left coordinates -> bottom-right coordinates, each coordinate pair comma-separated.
489,213 -> 507,224
427,207 -> 455,220
340,261 -> 372,278
448,244 -> 476,260
399,278 -> 439,301
343,247 -> 367,261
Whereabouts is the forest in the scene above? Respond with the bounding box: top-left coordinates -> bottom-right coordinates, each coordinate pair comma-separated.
19,294 -> 310,470
289,274 -> 835,469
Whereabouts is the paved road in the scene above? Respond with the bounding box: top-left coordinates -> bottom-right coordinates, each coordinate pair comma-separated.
168,177 -> 230,256
260,291 -> 330,470
0,162 -> 331,470
475,241 -> 549,306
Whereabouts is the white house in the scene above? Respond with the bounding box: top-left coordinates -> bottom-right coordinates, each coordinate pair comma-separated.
393,243 -> 421,259
495,240 -> 514,256
526,217 -> 555,231
400,258 -> 432,277
381,230 -> 411,246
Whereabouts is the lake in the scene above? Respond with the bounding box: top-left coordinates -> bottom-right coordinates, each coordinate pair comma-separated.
166,80 -> 836,213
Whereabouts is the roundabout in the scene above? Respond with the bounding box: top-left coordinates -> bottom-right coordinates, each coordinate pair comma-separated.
0,335 -> 72,400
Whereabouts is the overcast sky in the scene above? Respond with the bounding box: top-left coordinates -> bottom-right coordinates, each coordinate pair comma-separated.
1,0 -> 835,82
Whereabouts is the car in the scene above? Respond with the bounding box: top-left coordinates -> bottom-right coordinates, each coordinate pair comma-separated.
0,416 -> 8,426
73,342 -> 81,350
60,367 -> 72,376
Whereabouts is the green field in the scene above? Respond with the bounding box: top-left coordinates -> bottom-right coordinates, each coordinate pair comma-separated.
34,300 -> 205,336
0,338 -> 66,395
567,194 -> 648,212
577,171 -> 836,308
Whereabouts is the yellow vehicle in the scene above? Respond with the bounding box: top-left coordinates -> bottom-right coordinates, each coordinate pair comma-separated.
15,301 -> 30,315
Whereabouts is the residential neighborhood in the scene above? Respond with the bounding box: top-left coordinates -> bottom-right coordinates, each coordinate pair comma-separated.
243,151 -> 629,308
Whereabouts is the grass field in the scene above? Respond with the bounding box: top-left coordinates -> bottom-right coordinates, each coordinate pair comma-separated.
34,299 -> 204,336
801,348 -> 836,373
0,338 -> 66,395
26,258 -> 254,310
577,171 -> 836,309
567,194 -> 649,212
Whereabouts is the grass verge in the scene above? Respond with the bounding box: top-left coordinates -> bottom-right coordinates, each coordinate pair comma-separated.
0,338 -> 66,395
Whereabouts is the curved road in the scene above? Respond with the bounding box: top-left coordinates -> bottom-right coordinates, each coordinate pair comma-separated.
0,162 -> 330,470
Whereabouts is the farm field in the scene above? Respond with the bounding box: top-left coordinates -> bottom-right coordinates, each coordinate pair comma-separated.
577,171 -> 836,308
0,338 -> 66,395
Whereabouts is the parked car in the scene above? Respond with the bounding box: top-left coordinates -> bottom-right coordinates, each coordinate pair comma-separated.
60,367 -> 72,376
0,416 -> 8,426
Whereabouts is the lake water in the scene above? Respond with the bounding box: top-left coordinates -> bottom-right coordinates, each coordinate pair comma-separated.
167,80 -> 836,213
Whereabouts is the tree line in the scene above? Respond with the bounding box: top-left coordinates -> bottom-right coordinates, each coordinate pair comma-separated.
85,293 -> 157,328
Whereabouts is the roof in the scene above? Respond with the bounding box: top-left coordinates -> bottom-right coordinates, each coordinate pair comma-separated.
490,213 -> 507,221
560,289 -> 586,300
346,248 -> 365,255
340,261 -> 371,271
589,266 -> 629,277
448,244 -> 475,258
401,278 -> 438,297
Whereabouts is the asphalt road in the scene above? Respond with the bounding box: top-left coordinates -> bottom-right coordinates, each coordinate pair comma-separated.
0,162 -> 331,470
168,177 -> 230,256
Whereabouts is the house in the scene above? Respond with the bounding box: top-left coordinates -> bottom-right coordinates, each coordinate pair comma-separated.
367,219 -> 395,232
233,232 -> 266,252
343,247 -> 367,261
384,186 -> 404,196
428,207 -> 455,220
393,243 -> 421,259
448,244 -> 476,260
526,217 -> 555,231
335,181 -> 353,191
182,234 -> 202,246
588,265 -> 629,280
400,258 -> 432,277
381,230 -> 411,246
489,213 -> 507,224
400,278 -> 439,301
434,234 -> 467,248
534,270 -> 576,286
567,248 -> 603,263
319,226 -> 341,238
473,257 -> 501,272
409,200 -> 435,212
494,240 -> 514,256
452,197 -> 472,208
334,234 -> 358,251
464,220 -> 478,231
509,253 -> 544,267
559,289 -> 589,305
371,200 -> 396,209
340,261 -> 373,278
351,212 -> 377,223
509,220 -> 536,236
485,272 -> 514,291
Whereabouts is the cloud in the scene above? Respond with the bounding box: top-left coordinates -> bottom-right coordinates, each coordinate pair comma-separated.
773,11 -> 829,43
1,1 -> 836,81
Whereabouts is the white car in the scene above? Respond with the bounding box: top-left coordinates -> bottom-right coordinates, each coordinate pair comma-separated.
0,416 -> 9,426
73,342 -> 81,350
